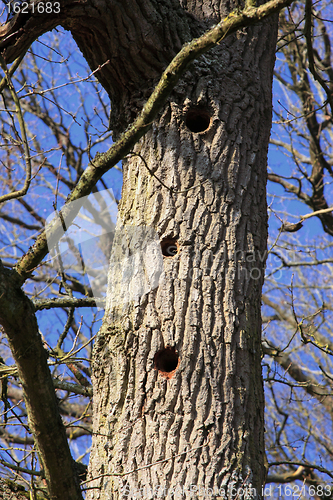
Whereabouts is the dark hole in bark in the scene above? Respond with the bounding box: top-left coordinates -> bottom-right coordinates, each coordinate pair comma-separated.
161,238 -> 179,257
154,346 -> 179,378
185,108 -> 212,133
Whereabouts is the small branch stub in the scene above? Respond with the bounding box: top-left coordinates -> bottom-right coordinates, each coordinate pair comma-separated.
185,108 -> 212,133
154,346 -> 180,379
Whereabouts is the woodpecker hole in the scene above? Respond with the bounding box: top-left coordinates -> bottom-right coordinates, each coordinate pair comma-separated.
185,108 -> 212,133
154,346 -> 180,379
161,238 -> 179,257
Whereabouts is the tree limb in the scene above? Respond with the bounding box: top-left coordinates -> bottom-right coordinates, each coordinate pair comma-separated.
0,260 -> 83,500
262,341 -> 333,413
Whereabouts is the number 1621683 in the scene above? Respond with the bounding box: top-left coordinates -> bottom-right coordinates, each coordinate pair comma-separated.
7,1 -> 60,14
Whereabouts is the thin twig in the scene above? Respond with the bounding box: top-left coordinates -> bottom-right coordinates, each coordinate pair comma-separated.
301,206 -> 333,220
304,0 -> 333,115
0,52 -> 25,94
128,151 -> 210,194
0,458 -> 43,477
0,54 -> 32,203
81,442 -> 208,486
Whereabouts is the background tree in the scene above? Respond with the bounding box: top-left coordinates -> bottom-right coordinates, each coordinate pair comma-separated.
0,0 -> 333,499
262,0 -> 333,491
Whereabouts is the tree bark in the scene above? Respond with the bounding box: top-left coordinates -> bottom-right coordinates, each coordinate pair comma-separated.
85,2 -> 278,499
0,479 -> 31,500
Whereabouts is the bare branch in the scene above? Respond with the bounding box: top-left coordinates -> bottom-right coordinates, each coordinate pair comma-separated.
262,341 -> 333,413
0,54 -> 32,202
33,296 -> 105,311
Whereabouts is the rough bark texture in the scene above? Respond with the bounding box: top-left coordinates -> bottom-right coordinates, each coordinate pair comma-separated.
0,479 -> 30,500
86,3 -> 278,499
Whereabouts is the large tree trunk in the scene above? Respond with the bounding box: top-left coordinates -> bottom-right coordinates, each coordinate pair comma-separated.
86,2 -> 278,499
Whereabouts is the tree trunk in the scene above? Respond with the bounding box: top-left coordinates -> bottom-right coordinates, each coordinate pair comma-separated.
86,3 -> 278,498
